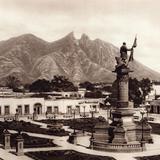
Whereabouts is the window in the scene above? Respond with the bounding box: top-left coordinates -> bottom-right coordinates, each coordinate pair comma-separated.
93,105 -> 97,112
4,106 -> 10,115
54,106 -> 59,114
17,105 -> 22,115
67,106 -> 72,114
24,105 -> 30,114
76,105 -> 80,114
47,106 -> 52,114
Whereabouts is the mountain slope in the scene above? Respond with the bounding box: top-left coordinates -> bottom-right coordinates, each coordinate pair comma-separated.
0,32 -> 159,84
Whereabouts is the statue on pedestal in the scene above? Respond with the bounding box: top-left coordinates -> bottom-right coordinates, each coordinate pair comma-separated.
120,42 -> 133,63
116,37 -> 137,69
92,37 -> 153,152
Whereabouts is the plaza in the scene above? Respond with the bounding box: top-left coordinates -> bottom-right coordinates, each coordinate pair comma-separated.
0,111 -> 160,160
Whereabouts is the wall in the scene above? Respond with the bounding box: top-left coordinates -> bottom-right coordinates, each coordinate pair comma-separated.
0,97 -> 100,116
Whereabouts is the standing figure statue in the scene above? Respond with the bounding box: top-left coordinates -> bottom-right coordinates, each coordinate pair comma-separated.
120,42 -> 133,63
115,37 -> 137,70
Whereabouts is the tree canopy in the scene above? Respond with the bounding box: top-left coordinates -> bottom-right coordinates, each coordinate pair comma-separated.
29,79 -> 51,92
50,75 -> 77,92
29,75 -> 77,92
140,78 -> 152,102
4,75 -> 22,91
79,81 -> 95,91
129,78 -> 143,107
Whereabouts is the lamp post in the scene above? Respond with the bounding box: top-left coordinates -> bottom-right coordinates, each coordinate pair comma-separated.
83,106 -> 86,135
105,102 -> 110,121
68,107 -> 77,145
83,106 -> 86,118
89,108 -> 94,149
140,109 -> 146,151
145,102 -> 150,120
72,107 -> 76,134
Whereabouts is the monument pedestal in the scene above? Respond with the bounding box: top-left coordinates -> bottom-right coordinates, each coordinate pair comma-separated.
109,108 -> 137,143
92,64 -> 152,152
3,129 -> 11,150
16,134 -> 24,156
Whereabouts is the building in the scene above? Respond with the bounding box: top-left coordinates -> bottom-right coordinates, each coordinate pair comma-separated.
146,83 -> 160,101
0,87 -> 14,97
0,96 -> 101,119
146,83 -> 160,114
150,98 -> 160,114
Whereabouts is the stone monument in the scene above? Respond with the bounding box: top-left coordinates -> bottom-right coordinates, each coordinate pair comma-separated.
16,133 -> 24,156
92,40 -> 152,152
3,129 -> 11,150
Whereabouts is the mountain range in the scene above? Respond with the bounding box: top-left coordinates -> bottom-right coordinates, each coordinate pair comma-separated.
0,32 -> 159,84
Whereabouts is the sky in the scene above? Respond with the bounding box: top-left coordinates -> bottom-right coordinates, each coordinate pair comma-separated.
0,0 -> 160,73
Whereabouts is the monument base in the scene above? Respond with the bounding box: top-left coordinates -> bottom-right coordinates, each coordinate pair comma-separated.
92,107 -> 152,152
92,141 -> 144,152
3,146 -> 11,150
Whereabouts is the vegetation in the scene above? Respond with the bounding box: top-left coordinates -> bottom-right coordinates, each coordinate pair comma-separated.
26,150 -> 115,160
29,75 -> 77,92
130,78 -> 152,106
79,81 -> 94,91
38,117 -> 107,133
51,75 -> 77,92
0,125 -> 56,148
129,78 -> 143,107
136,155 -> 160,160
0,120 -> 69,136
29,79 -> 51,92
140,78 -> 152,102
0,133 -> 55,148
79,81 -> 104,98
4,75 -> 22,91
85,90 -> 103,98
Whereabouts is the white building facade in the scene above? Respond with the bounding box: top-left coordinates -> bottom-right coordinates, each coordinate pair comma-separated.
0,97 -> 100,119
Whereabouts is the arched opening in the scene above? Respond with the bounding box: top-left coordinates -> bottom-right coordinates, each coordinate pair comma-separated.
34,103 -> 42,115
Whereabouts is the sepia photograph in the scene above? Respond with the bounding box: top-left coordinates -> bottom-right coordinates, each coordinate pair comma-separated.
0,0 -> 160,160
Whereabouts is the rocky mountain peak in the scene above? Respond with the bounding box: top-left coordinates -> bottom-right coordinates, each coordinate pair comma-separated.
64,32 -> 75,41
0,33 -> 160,85
80,33 -> 90,41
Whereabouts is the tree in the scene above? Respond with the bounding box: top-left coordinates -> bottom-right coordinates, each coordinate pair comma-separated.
85,90 -> 103,98
51,75 -> 77,92
29,79 -> 51,92
5,76 -> 21,91
129,78 -> 143,107
79,81 -> 94,91
140,78 -> 152,103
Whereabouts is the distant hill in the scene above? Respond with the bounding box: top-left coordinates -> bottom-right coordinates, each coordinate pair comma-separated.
0,32 -> 159,84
